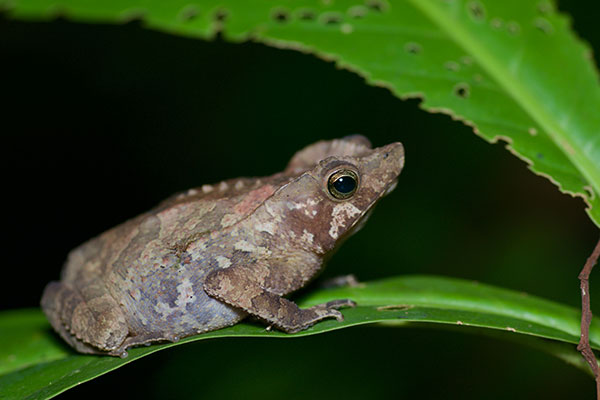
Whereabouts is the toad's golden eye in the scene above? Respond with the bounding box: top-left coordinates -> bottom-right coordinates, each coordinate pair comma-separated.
327,170 -> 359,200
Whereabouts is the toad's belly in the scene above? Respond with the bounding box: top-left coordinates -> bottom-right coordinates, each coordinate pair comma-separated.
109,258 -> 247,338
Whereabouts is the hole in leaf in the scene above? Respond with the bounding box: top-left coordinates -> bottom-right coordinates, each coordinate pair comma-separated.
214,8 -> 228,22
467,1 -> 486,21
404,42 -> 422,55
444,61 -> 460,71
365,0 -> 388,12
533,17 -> 553,34
537,1 -> 552,14
340,23 -> 353,34
461,56 -> 473,66
297,8 -> 316,20
348,5 -> 368,19
454,83 -> 470,98
506,21 -> 520,35
179,5 -> 199,22
584,186 -> 595,200
47,5 -> 69,19
271,8 -> 290,23
0,1 -> 12,14
120,8 -> 147,23
490,17 -> 503,29
321,12 -> 343,25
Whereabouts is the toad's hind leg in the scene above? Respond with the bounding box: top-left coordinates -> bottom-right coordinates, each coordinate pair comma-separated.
41,281 -> 129,354
204,266 -> 356,333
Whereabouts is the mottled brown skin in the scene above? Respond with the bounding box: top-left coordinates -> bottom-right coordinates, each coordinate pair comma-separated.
41,135 -> 404,357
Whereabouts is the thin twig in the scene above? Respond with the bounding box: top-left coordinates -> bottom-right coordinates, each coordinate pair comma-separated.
577,237 -> 600,400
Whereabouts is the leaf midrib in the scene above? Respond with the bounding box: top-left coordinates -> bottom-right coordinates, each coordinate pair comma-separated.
409,0 -> 600,202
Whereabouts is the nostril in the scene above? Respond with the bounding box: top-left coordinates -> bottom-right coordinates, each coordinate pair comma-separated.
383,152 -> 389,159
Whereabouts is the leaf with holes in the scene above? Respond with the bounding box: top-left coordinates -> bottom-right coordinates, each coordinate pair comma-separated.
5,0 -> 600,226
2,275 -> 600,399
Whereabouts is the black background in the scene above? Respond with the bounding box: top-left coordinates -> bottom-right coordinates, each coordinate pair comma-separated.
1,1 -> 599,398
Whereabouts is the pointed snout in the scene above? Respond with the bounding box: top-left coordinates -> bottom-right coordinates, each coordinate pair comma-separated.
381,142 -> 405,178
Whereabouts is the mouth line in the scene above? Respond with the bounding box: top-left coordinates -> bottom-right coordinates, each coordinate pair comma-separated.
383,180 -> 398,197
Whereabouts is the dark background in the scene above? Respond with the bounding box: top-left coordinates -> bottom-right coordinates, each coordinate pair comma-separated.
1,1 -> 599,398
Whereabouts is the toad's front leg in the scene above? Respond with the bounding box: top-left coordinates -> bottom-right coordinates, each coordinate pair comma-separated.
203,266 -> 355,333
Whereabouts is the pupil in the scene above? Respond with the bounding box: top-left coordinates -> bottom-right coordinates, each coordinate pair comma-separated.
333,176 -> 356,194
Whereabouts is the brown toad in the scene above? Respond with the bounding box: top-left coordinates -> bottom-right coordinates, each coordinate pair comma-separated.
41,135 -> 404,357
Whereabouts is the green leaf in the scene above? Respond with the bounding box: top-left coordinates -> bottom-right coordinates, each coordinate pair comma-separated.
1,275 -> 598,400
0,310 -> 69,377
4,0 -> 600,227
